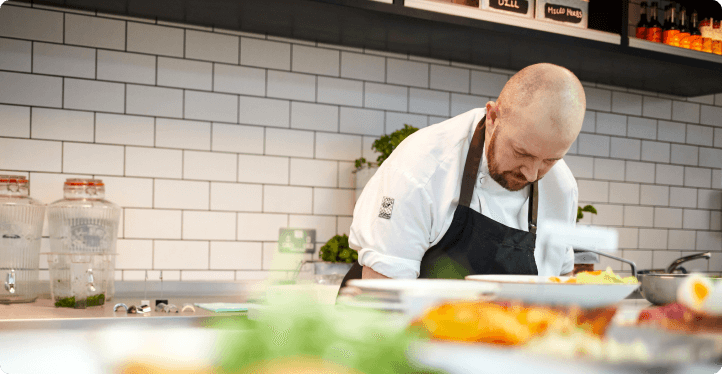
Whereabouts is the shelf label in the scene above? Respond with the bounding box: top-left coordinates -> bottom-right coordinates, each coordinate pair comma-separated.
544,4 -> 583,23
489,0 -> 528,15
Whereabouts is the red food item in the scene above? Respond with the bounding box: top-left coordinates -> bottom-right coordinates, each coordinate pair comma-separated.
637,303 -> 722,333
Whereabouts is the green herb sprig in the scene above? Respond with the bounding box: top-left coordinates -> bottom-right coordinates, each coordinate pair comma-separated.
576,205 -> 597,222
354,124 -> 419,170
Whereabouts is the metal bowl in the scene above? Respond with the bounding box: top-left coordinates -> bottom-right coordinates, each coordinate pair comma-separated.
640,273 -> 722,305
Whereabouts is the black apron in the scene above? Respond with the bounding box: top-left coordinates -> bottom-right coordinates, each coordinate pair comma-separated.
339,117 -> 539,288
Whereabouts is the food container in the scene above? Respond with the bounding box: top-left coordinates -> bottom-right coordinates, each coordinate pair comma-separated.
481,0 -> 534,18
535,0 -> 588,28
0,175 -> 45,304
47,252 -> 115,308
47,179 -> 120,301
313,261 -> 353,285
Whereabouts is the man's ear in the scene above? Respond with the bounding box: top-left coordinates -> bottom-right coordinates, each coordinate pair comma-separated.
485,101 -> 499,133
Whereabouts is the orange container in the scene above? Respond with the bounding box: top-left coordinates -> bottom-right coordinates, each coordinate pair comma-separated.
690,36 -> 704,51
679,35 -> 692,49
647,27 -> 662,43
702,37 -> 713,53
663,29 -> 680,46
671,32 -> 690,47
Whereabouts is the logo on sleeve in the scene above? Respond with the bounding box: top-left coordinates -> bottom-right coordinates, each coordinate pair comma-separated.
378,197 -> 394,219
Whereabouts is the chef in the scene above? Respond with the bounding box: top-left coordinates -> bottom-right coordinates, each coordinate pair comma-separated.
340,63 -> 585,285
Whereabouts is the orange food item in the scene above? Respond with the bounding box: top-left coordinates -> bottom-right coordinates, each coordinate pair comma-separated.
549,277 -> 561,283
516,307 -> 558,335
416,301 -> 617,346
419,301 -> 532,345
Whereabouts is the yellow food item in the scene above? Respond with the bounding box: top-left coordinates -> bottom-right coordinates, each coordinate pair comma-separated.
549,267 -> 638,285
416,301 -> 617,347
419,301 -> 533,345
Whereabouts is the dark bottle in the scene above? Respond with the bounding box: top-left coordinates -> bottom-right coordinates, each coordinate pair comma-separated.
646,2 -> 662,42
678,7 -> 690,35
690,10 -> 701,36
636,2 -> 648,39
672,6 -> 691,47
663,3 -> 679,45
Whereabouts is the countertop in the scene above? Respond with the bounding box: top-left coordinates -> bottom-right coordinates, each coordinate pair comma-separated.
0,296 -> 251,331
0,293 -> 651,328
2,292 -> 712,374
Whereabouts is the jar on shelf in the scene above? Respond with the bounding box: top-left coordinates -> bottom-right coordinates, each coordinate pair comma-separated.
700,18 -> 713,53
47,179 -> 120,302
46,252 -> 115,309
713,21 -> 721,55
0,175 -> 45,304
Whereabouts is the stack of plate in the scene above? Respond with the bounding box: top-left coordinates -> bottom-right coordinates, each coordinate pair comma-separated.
338,278 -> 499,317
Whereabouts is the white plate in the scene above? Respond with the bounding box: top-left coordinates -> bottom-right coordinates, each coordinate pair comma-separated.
347,278 -> 499,297
345,279 -> 499,317
465,274 -> 639,308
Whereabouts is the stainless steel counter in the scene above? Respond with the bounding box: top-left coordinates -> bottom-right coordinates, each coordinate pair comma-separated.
0,296 -> 250,332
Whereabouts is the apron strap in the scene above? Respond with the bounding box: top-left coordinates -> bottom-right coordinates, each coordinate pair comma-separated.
458,117 -> 486,208
458,115 -> 539,234
528,181 -> 538,235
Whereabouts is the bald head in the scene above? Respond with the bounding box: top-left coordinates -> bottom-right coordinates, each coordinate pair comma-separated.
483,63 -> 586,191
496,63 -> 586,143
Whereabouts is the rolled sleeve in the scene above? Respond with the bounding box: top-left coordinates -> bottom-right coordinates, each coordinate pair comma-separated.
357,250 -> 420,279
349,165 -> 433,279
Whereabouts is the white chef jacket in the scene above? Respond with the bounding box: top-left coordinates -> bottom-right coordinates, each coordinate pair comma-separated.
349,108 -> 578,279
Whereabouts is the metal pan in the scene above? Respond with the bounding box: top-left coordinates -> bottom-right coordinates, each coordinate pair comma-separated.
640,271 -> 722,305
637,252 -> 715,305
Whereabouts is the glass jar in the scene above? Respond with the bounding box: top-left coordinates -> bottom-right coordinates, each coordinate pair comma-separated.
0,175 -> 45,303
47,252 -> 114,309
47,179 -> 120,302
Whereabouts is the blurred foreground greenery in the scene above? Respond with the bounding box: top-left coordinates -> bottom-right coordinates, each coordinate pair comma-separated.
210,292 -> 436,374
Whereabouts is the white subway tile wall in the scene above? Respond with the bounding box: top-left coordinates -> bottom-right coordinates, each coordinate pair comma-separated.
1,4 -> 721,281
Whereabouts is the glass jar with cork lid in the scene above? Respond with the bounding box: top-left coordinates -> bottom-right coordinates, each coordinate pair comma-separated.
47,179 -> 120,304
0,175 -> 45,303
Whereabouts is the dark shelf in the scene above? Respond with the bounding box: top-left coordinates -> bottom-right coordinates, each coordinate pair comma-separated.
29,0 -> 722,96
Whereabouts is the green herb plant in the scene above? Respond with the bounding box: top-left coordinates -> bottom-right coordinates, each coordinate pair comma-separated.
54,296 -> 76,308
576,204 -> 597,223
354,124 -> 419,170
54,293 -> 105,308
319,234 -> 358,263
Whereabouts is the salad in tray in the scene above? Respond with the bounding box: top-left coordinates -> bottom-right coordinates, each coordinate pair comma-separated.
549,267 -> 639,285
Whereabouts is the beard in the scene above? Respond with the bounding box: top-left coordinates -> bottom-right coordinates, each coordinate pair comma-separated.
486,127 -> 532,192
